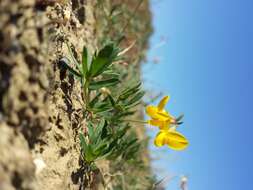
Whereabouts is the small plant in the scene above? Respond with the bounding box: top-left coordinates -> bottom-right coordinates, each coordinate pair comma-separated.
61,42 -> 144,169
60,40 -> 189,189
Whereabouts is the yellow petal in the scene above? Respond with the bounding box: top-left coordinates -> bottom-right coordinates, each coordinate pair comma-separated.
148,119 -> 170,130
154,131 -> 167,147
146,105 -> 158,119
157,111 -> 174,121
147,119 -> 160,127
166,131 -> 189,150
146,105 -> 171,121
158,96 -> 170,111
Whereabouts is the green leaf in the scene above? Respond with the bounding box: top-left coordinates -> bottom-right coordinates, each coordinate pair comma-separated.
87,122 -> 95,142
125,91 -> 145,108
60,58 -> 82,78
82,46 -> 89,76
92,103 -> 113,114
95,119 -> 106,135
89,78 -> 120,90
100,121 -> 108,139
89,44 -> 118,77
114,126 -> 129,139
94,143 -> 108,155
118,82 -> 142,101
66,43 -> 82,73
79,133 -> 88,159
85,145 -> 95,162
79,133 -> 87,150
89,92 -> 102,108
107,94 -> 116,107
102,69 -> 120,78
125,138 -> 138,149
106,139 -> 119,156
117,111 -> 135,118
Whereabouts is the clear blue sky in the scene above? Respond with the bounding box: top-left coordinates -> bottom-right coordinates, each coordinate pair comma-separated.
143,0 -> 253,189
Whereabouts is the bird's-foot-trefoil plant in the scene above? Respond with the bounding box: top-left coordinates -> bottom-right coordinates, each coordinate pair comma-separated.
60,42 -> 144,170
60,41 -> 189,182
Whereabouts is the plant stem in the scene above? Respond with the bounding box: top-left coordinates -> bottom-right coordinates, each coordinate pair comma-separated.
84,79 -> 90,109
122,119 -> 147,124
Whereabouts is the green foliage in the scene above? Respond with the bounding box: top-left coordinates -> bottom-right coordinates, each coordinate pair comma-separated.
88,82 -> 144,124
61,42 -> 144,168
63,43 -> 119,84
89,44 -> 119,77
89,78 -> 120,90
81,46 -> 89,76
79,119 -> 110,163
79,119 -> 140,165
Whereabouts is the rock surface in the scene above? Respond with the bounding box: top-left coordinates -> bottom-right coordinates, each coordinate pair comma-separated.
0,0 -> 152,189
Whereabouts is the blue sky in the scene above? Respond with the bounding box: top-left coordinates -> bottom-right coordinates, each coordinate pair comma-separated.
142,0 -> 253,189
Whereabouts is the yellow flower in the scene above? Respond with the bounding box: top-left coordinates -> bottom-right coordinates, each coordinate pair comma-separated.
146,96 -> 175,130
145,95 -> 189,150
154,127 -> 189,150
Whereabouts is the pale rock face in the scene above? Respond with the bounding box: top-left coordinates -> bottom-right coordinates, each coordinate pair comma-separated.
33,158 -> 47,175
0,123 -> 36,190
0,0 -> 96,189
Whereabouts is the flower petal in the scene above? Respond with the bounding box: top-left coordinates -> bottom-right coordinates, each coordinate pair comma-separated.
146,105 -> 158,119
146,105 -> 171,121
157,111 -> 174,121
154,131 -> 167,147
148,119 -> 170,130
158,96 -> 170,111
147,119 -> 160,127
166,131 -> 189,150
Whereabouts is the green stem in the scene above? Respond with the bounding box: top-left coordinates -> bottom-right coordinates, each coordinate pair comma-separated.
84,79 -> 90,109
122,119 -> 147,124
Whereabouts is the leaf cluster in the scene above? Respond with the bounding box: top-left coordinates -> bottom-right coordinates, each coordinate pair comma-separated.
61,43 -> 120,92
79,119 -> 140,164
89,82 -> 144,124
61,42 -> 144,169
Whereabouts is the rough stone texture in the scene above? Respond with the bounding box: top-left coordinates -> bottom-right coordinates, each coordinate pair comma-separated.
0,0 -> 152,189
0,123 -> 36,190
0,0 -> 96,189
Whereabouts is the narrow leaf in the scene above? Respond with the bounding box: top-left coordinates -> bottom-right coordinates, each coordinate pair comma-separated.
87,122 -> 95,142
95,119 -> 106,135
107,94 -> 116,107
102,69 -> 120,78
60,57 -> 82,78
79,133 -> 88,156
89,78 -> 120,90
82,46 -> 88,76
126,91 -> 145,107
89,92 -> 102,108
66,43 -> 82,73
118,82 -> 142,101
90,44 -> 118,77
